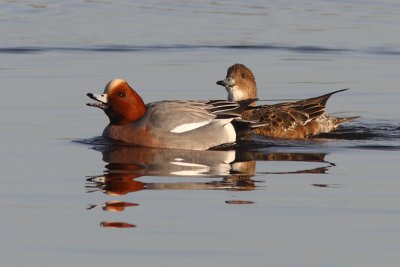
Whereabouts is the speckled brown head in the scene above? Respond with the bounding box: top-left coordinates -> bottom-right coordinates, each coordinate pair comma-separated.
216,64 -> 257,104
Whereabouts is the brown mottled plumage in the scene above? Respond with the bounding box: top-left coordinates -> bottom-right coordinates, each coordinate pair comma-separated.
217,64 -> 359,138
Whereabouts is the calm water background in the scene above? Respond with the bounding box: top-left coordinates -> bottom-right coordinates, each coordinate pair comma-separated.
1,1 -> 400,266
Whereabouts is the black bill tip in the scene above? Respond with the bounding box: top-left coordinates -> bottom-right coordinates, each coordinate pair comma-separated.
87,93 -> 96,100
216,80 -> 225,86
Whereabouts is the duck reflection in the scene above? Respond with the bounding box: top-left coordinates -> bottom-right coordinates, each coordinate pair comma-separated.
86,146 -> 257,196
100,221 -> 136,229
85,145 -> 336,193
87,201 -> 138,211
85,144 -> 335,228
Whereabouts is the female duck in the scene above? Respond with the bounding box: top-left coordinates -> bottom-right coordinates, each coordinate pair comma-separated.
217,64 -> 358,138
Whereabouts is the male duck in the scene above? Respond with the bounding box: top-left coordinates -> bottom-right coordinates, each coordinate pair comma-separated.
87,79 -> 263,150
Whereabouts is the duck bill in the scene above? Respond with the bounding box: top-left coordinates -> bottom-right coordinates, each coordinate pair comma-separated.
216,78 -> 234,88
216,80 -> 226,86
86,93 -> 108,109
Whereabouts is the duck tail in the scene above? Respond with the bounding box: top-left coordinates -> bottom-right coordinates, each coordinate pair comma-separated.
334,115 -> 360,126
299,88 -> 350,107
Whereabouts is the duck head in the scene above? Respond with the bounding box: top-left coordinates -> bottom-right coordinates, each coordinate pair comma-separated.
87,79 -> 147,125
216,63 -> 257,104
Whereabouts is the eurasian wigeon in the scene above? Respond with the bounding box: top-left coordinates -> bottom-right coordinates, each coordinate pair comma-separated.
216,64 -> 359,138
87,79 -> 264,150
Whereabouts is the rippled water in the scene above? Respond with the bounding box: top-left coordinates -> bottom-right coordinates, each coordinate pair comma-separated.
1,1 -> 400,267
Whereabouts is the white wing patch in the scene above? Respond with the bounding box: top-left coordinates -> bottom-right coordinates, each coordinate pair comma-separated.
170,120 -> 211,133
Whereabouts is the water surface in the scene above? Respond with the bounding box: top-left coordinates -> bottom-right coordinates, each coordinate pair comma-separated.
1,1 -> 399,267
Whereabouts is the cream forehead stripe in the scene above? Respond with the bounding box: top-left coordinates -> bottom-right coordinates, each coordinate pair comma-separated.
107,79 -> 126,90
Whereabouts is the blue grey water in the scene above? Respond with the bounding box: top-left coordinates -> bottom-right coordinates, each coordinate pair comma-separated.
1,1 -> 400,266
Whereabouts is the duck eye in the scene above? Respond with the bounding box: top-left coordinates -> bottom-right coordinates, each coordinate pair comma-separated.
241,72 -> 245,79
118,91 -> 125,97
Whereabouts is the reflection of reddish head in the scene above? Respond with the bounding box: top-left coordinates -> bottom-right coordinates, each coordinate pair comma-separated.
103,201 -> 139,212
103,174 -> 145,196
100,221 -> 136,228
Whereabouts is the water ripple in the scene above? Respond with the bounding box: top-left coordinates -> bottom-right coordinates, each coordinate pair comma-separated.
1,44 -> 399,56
316,122 -> 400,141
75,121 -> 400,153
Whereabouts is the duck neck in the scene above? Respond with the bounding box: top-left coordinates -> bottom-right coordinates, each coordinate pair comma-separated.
229,85 -> 257,106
